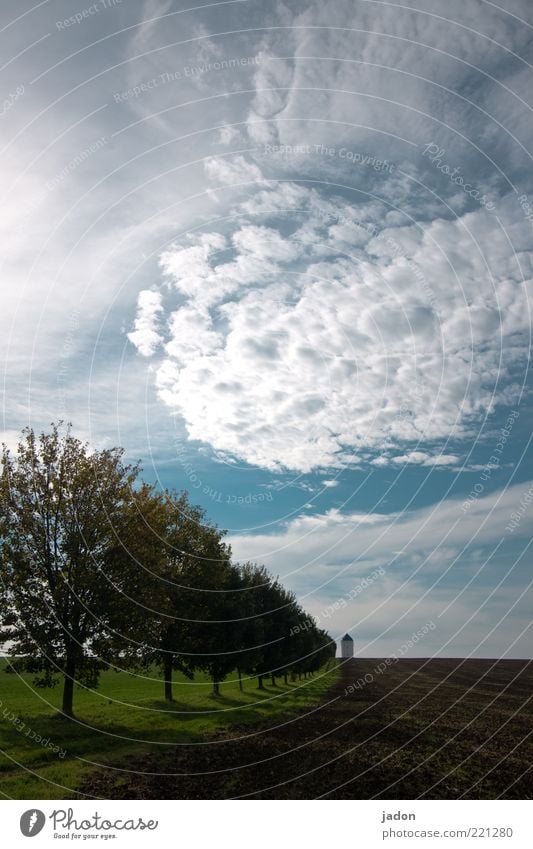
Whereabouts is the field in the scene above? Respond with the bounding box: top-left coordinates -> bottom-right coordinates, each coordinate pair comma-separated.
2,658 -> 532,800
81,658 -> 533,799
0,659 -> 338,799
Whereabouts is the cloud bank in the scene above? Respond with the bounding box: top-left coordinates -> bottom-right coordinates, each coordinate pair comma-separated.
128,161 -> 531,472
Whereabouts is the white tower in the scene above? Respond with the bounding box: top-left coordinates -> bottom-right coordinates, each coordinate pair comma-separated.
341,633 -> 354,658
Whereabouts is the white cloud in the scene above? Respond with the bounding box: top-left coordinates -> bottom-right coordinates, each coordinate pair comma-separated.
375,451 -> 461,467
229,482 -> 533,657
128,168 -> 531,472
217,124 -> 241,145
204,155 -> 264,186
6,0 -> 531,485
127,290 -> 164,357
0,430 -> 24,454
229,483 -> 528,584
232,224 -> 302,262
246,52 -> 295,144
242,0 -> 533,182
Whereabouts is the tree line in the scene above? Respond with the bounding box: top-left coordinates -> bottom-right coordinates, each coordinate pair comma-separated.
0,425 -> 335,716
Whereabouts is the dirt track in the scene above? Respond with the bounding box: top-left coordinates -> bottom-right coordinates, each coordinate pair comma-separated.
81,659 -> 533,799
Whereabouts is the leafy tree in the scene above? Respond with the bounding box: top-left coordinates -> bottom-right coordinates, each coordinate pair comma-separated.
130,491 -> 234,700
237,565 -> 299,689
0,426 -> 337,718
0,425 -> 141,717
191,560 -> 245,696
232,562 -> 266,691
97,483 -> 174,683
296,627 -> 336,678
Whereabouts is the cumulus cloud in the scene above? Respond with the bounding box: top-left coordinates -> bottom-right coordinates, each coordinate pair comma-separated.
127,159 -> 531,473
127,289 -> 164,357
373,451 -> 461,467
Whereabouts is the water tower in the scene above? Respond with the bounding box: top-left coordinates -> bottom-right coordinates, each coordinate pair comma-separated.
341,633 -> 354,658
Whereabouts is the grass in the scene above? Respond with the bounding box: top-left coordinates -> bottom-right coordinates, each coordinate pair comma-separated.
0,659 -> 339,799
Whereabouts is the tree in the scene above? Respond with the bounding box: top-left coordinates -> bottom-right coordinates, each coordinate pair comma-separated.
293,626 -> 336,678
0,425 -> 337,717
95,482 -> 179,693
0,424 -> 141,717
130,491 -> 235,700
191,561 -> 244,697
232,562 -> 266,692
237,564 -> 299,689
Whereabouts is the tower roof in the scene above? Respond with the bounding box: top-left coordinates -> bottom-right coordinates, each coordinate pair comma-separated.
341,633 -> 353,641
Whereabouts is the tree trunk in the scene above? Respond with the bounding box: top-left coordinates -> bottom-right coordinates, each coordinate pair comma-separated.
212,677 -> 220,696
271,672 -> 276,687
257,674 -> 264,690
284,671 -> 288,685
238,668 -> 243,692
164,655 -> 173,702
61,654 -> 76,717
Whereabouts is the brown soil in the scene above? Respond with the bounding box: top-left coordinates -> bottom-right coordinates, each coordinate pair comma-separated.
80,658 -> 533,799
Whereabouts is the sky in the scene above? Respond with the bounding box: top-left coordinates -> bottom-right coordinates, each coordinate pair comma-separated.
1,0 -> 532,657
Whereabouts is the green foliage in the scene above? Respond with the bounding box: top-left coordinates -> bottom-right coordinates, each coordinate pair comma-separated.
0,424 -> 336,716
0,424 -> 143,716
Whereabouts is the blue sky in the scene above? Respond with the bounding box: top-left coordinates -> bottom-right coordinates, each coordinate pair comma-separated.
1,0 -> 532,656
